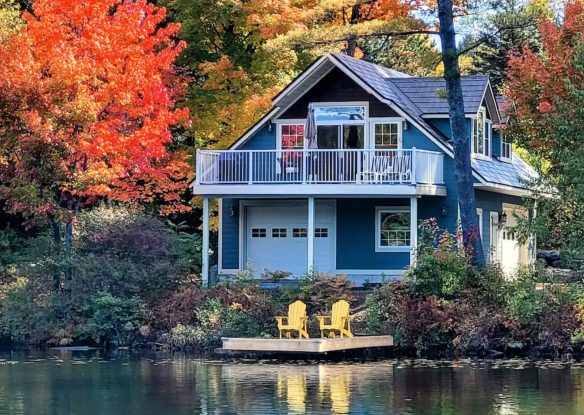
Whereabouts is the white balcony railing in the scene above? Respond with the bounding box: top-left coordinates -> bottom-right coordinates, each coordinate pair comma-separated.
195,148 -> 444,186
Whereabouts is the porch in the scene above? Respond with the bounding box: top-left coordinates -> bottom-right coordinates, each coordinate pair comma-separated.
193,148 -> 444,194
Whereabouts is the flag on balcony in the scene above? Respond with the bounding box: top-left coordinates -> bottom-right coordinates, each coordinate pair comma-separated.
305,104 -> 318,149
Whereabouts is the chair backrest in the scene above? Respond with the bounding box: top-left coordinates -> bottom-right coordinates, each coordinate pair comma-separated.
330,300 -> 350,327
288,300 -> 307,327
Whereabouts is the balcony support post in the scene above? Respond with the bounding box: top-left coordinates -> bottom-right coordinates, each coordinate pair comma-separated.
202,196 -> 210,287
307,196 -> 315,273
410,196 -> 418,265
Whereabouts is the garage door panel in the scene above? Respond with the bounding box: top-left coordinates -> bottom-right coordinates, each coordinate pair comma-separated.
245,202 -> 336,276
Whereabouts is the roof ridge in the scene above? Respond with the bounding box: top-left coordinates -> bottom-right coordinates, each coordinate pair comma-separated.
330,52 -> 410,78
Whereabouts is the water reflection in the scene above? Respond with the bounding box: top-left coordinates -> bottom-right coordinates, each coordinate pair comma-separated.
0,351 -> 584,414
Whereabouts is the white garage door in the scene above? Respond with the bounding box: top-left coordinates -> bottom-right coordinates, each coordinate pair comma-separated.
244,201 -> 336,276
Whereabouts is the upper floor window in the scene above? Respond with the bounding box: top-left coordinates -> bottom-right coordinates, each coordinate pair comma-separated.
314,106 -> 365,123
281,124 -> 304,149
472,107 -> 492,158
501,134 -> 512,161
373,122 -> 400,149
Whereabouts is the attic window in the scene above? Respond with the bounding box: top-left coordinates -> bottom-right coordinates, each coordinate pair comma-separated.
472,107 -> 491,159
501,134 -> 512,161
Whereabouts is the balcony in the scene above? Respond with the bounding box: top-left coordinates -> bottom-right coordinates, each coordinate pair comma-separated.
192,148 -> 445,197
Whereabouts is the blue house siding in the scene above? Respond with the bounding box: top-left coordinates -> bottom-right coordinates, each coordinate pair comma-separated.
239,123 -> 276,150
221,198 -> 240,270
336,198 -> 411,271
428,119 -> 452,139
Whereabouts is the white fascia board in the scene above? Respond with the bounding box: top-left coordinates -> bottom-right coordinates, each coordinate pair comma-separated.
474,183 -> 533,198
272,55 -> 330,107
190,184 -> 447,198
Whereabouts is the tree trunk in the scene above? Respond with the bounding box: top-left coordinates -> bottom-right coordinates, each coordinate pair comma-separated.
64,220 -> 73,290
345,5 -> 360,57
48,217 -> 62,291
437,0 -> 486,267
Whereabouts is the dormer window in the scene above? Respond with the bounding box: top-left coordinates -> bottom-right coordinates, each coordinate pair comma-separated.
501,134 -> 512,161
472,107 -> 492,159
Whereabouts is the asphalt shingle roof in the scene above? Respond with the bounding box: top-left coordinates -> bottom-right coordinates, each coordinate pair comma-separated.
473,156 -> 536,189
389,76 -> 489,115
330,53 -> 536,189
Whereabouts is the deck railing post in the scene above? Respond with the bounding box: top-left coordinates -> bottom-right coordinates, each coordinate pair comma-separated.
411,147 -> 417,184
302,149 -> 307,184
248,152 -> 253,184
356,149 -> 362,184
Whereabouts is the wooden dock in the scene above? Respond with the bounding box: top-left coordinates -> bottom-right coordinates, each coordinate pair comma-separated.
220,335 -> 393,354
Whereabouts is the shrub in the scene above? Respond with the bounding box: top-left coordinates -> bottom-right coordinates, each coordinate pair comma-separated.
151,284 -> 278,347
73,204 -> 191,299
297,271 -> 354,315
76,291 -> 145,347
406,220 -> 473,299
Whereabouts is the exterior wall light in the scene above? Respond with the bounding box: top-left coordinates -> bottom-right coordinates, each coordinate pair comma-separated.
499,210 -> 508,225
441,205 -> 448,216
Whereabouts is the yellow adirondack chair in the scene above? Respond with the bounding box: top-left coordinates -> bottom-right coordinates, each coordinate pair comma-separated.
275,300 -> 309,339
316,300 -> 353,338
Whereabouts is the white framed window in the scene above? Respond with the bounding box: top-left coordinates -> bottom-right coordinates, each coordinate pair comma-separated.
477,208 -> 483,243
368,118 -> 403,149
501,133 -> 512,161
375,207 -> 411,252
472,107 -> 491,159
281,124 -> 304,149
372,122 -> 400,149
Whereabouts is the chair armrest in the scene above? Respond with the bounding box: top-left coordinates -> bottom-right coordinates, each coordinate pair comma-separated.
316,316 -> 331,323
275,316 -> 287,323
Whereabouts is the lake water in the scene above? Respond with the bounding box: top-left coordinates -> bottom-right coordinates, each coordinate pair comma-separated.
1,350 -> 584,414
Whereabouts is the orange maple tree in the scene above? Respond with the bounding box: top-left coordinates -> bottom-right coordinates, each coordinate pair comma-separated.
0,0 -> 191,227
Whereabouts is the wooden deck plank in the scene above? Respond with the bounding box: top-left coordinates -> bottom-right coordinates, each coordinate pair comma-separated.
221,335 -> 393,353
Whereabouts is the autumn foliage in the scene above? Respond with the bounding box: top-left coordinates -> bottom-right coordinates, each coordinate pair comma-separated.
0,0 -> 191,220
506,1 -> 584,150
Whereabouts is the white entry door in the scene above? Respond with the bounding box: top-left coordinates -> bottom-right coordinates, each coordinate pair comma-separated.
244,201 -> 336,276
501,212 -> 522,275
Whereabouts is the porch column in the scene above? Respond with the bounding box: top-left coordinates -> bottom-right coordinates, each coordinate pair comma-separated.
307,196 -> 315,272
202,196 -> 210,287
410,196 -> 418,265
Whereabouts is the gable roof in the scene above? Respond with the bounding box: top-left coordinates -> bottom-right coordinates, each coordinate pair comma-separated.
230,53 -> 531,194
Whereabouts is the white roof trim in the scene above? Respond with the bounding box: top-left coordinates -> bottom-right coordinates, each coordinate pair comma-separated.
474,183 -> 532,198
229,107 -> 280,150
272,55 -> 330,107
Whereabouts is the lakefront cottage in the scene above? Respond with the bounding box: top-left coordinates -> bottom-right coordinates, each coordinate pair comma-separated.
191,53 -> 536,286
